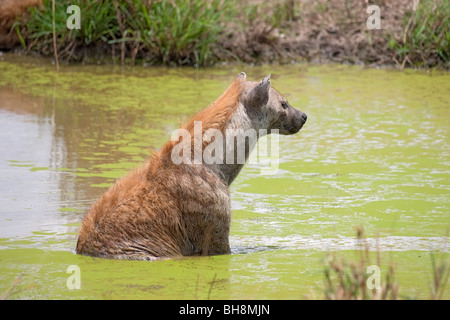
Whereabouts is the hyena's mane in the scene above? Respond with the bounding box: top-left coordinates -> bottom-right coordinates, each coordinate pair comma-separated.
148,75 -> 245,175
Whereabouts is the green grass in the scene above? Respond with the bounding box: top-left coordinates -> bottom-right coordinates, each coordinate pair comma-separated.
390,0 -> 450,68
12,0 -> 450,68
14,0 -> 119,59
120,0 -> 233,66
15,0 -> 234,66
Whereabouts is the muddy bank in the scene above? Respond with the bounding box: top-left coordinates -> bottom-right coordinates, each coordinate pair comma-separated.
219,0 -> 449,69
1,0 -> 449,69
219,1 -> 403,65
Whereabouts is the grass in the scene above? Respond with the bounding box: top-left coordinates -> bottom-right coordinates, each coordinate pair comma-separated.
14,0 -> 234,66
430,249 -> 450,300
120,0 -> 233,66
0,274 -> 22,300
323,228 -> 399,300
390,0 -> 450,69
14,0 -> 120,60
240,0 -> 299,30
10,0 -> 450,68
322,228 -> 449,300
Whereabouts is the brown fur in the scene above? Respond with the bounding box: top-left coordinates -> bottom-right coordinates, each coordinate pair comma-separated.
148,74 -> 245,176
76,75 -> 244,260
76,72 -> 306,260
0,0 -> 42,48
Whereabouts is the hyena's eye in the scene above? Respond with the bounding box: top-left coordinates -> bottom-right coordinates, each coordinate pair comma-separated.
281,102 -> 288,109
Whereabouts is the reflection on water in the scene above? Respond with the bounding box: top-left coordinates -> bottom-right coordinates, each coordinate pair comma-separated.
0,63 -> 240,243
0,108 -> 58,237
0,55 -> 449,299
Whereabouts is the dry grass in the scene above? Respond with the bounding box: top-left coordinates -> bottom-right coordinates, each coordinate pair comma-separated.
323,228 -> 398,300
322,228 -> 449,300
430,249 -> 450,300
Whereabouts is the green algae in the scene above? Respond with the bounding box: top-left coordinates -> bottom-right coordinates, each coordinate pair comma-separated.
0,54 -> 449,299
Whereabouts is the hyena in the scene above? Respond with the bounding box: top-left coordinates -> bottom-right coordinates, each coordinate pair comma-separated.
76,72 -> 307,260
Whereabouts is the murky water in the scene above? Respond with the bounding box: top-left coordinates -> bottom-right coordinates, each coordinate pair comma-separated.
0,54 -> 449,299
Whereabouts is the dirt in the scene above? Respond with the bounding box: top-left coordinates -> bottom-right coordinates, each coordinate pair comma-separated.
217,0 -> 414,68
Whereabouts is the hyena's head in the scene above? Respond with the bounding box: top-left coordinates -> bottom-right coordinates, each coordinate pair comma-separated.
241,73 -> 307,135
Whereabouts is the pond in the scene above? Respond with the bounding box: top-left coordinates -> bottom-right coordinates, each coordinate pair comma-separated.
0,54 -> 449,299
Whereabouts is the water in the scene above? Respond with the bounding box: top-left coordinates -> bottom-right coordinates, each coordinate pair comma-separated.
0,54 -> 449,299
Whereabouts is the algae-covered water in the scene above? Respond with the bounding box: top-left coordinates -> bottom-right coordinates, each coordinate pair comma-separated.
0,54 -> 449,299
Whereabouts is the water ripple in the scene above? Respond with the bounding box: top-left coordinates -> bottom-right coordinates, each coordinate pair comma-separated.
230,235 -> 449,253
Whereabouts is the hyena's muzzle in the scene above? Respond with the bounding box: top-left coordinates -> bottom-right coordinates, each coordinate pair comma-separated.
278,102 -> 307,135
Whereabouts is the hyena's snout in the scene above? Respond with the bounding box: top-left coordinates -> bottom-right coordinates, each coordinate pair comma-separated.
299,110 -> 307,127
283,108 -> 307,135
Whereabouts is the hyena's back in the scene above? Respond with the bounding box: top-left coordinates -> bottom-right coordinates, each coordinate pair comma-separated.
76,161 -> 231,260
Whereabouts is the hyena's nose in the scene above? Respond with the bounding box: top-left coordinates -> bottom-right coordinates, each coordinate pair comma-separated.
301,113 -> 307,122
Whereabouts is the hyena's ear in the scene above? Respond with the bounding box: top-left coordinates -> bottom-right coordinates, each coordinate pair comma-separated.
246,74 -> 271,109
237,72 -> 246,80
